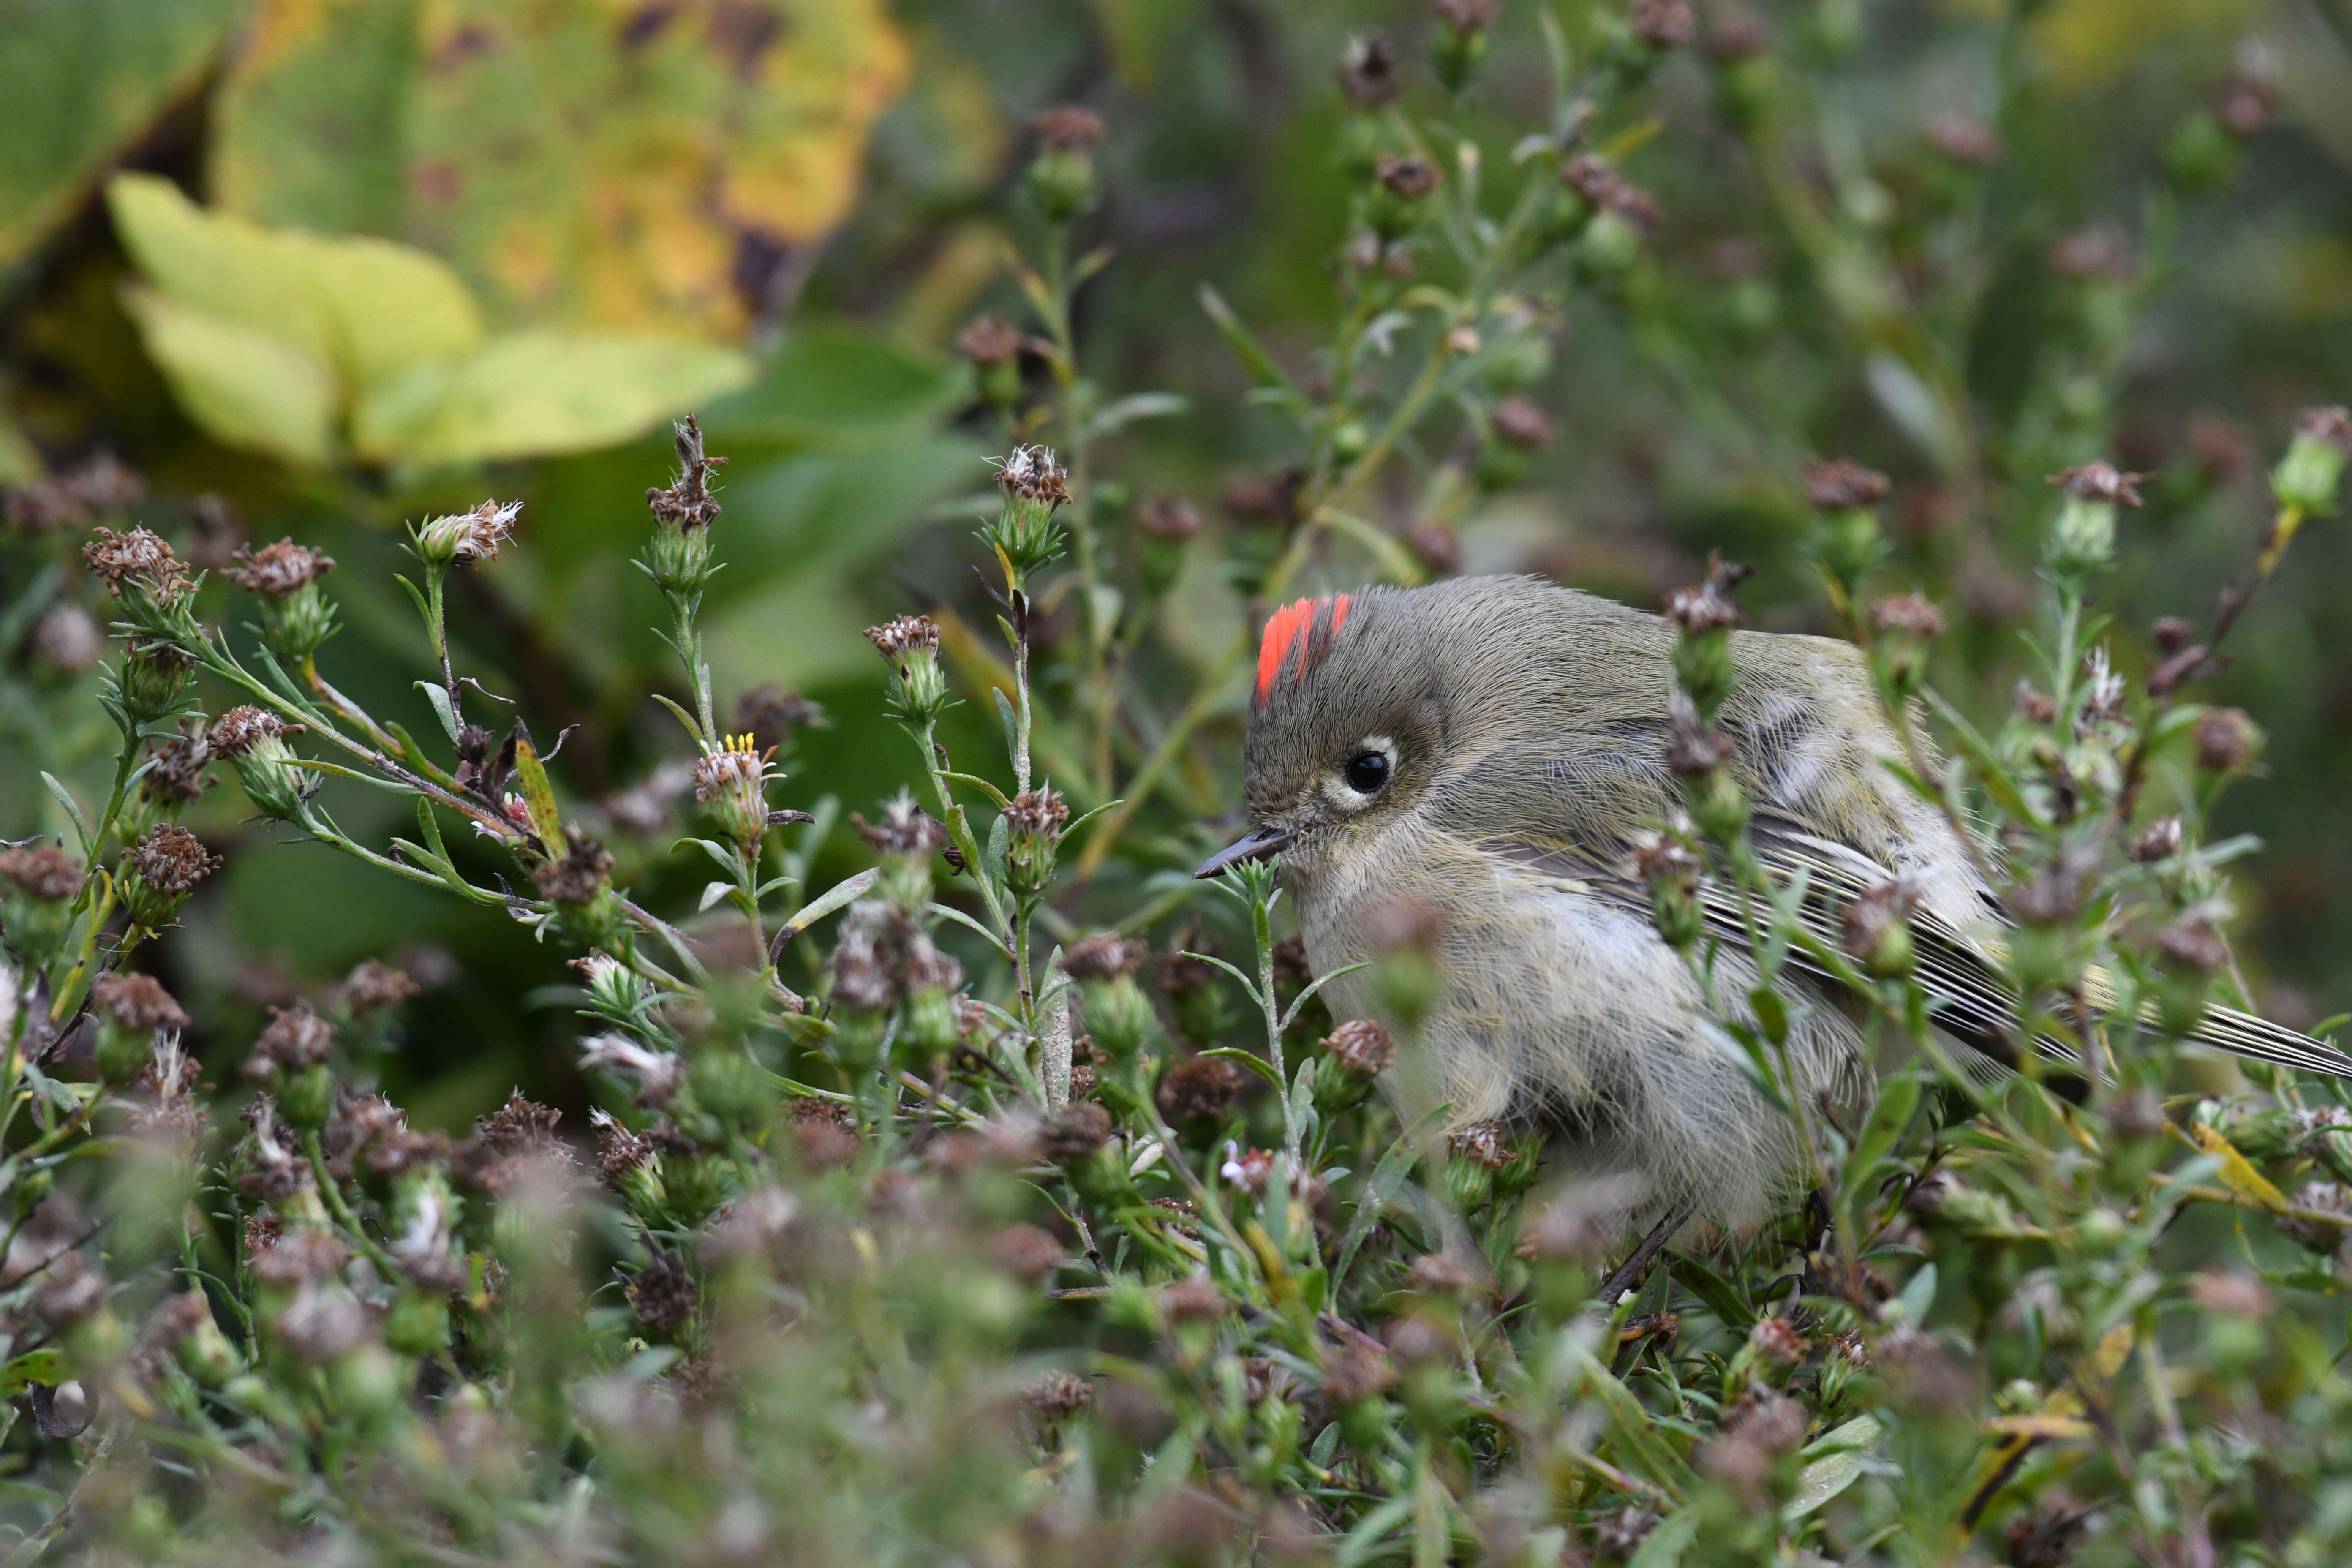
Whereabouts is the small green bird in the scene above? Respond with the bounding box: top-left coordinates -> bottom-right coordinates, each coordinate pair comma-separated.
1197,576 -> 2350,1232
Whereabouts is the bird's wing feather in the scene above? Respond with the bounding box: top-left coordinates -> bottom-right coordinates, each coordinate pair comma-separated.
1484,824 -> 2352,1079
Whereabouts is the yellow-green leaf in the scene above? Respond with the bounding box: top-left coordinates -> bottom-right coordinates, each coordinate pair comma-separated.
509,738 -> 565,857
107,172 -> 482,389
119,286 -> 338,465
2190,1122 -> 2291,1213
351,330 -> 753,465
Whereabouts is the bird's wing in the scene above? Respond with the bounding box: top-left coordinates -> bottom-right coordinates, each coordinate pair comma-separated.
1484,823 -> 2352,1079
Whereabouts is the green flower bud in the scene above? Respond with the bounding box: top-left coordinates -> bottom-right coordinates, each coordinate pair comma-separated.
1429,0 -> 1492,92
2044,462 -> 2142,578
410,499 -> 521,568
983,446 -> 1071,581
384,1288 -> 450,1356
865,615 -> 950,724
209,706 -> 315,819
1002,787 -> 1070,901
2272,406 -> 2352,516
1024,106 -> 1104,223
116,638 -> 198,725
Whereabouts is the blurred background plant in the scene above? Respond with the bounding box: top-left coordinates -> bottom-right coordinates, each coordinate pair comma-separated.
3,0 -> 2352,1562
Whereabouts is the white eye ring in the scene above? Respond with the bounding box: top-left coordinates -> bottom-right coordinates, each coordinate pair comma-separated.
1323,735 -> 1398,811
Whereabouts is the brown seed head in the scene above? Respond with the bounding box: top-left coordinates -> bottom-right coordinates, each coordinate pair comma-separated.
128,824 -> 219,896
994,444 -> 1071,506
2151,615 -> 2197,655
852,790 -> 947,860
646,418 -> 724,530
94,972 -> 188,1033
532,836 -> 614,905
2129,817 -> 2184,864
249,1226 -> 350,1288
1448,1119 -> 1512,1169
1336,34 -> 1401,107
1870,593 -> 1945,638
2049,460 -> 2145,506
1840,876 -> 1921,963
624,1254 -> 699,1331
1666,708 -> 1734,777
340,958 -> 419,1015
143,724 -> 213,806
2005,1492 -> 2091,1568
0,843 -> 82,902
2046,224 -> 2134,282
30,603 -> 103,672
1158,1055 -> 1253,1122
2215,59 -> 2278,138
247,1004 -> 336,1079
223,539 -> 335,599
1323,1019 -> 1396,1077
1488,396 -> 1555,451
1662,579 -> 1742,636
1802,457 -> 1890,511
1628,0 -> 1696,48
2013,681 -> 2058,724
1703,10 -> 1768,60
2298,405 -> 2352,457
989,1224 -> 1065,1283
1404,519 -> 1463,575
1022,1369 -> 1094,1420
863,614 -> 941,659
731,683 -> 826,752
955,313 -> 1023,366
2194,706 -> 2257,771
1064,933 -> 1147,980
1003,787 -> 1070,838
207,705 -> 287,758
1136,493 -> 1203,541
1921,112 -> 1999,166
1222,467 -> 1307,527
1375,153 -> 1441,201
1748,1316 -> 1807,1370
1032,104 -> 1104,152
1320,1340 -> 1397,1403
2155,917 -> 2230,974
1040,1100 -> 1113,1162
82,526 -> 190,601
1434,0 -> 1493,30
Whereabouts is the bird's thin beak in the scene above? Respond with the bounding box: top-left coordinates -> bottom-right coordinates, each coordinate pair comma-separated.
1193,825 -> 1294,880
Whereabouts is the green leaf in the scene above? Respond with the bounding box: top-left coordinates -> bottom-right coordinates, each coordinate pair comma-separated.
509,737 -> 566,855
1080,390 -> 1189,441
0,1349 -> 62,1399
702,326 -> 968,444
0,0 -> 240,266
1198,1047 -> 1285,1089
413,681 -> 460,747
1626,1512 -> 1697,1568
1334,1103 -> 1451,1285
117,286 -> 338,464
1786,1415 -> 1883,1520
352,330 -> 754,465
1838,1073 -> 1922,1219
776,868 -> 878,940
1198,283 -> 1304,400
38,772 -> 93,858
1748,984 -> 1790,1046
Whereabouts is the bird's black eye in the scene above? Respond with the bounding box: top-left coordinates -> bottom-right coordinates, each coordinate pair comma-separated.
1343,751 -> 1391,794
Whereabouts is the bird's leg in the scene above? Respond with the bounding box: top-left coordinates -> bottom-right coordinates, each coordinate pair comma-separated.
1595,1192 -> 1698,1306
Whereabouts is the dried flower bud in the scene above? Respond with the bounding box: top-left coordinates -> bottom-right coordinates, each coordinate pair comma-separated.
2050,461 -> 2146,507
1158,1055 -> 1252,1122
2189,1270 -> 2271,1317
2151,615 -> 2197,656
1666,704 -> 1734,777
1448,1119 -> 1512,1169
1320,1340 -> 1396,1403
1032,105 -> 1104,152
247,1004 -> 336,1081
1336,34 -> 1400,107
2155,917 -> 2230,974
2278,1182 -> 2352,1252
1002,786 -> 1070,898
94,972 -> 188,1034
1628,0 -> 1696,49
2013,681 -> 2058,725
1870,593 -> 1945,639
1840,875 -> 1922,977
955,314 -> 1024,367
2194,707 -> 2258,771
853,791 -> 948,862
206,705 -> 284,758
532,836 -> 614,905
120,823 -> 219,931
1040,1101 -> 1113,1162
1663,579 -> 1742,637
1803,457 -> 1891,511
0,843 -> 82,902
1323,1019 -> 1395,1076
223,539 -> 335,599
1136,493 -> 1203,542
1488,396 -> 1555,451
988,1224 -> 1064,1283
2129,816 -> 2184,863
986,446 -> 1071,578
1160,1277 -> 1227,1324
624,1254 -> 698,1332
82,526 -> 191,604
1748,1316 -> 1807,1372
2046,225 -> 2134,282
29,602 -> 103,673
1375,154 -> 1441,201
1404,519 -> 1463,575
693,734 -> 780,844
411,499 -> 522,567
1064,934 -> 1146,980
1922,112 -> 1999,166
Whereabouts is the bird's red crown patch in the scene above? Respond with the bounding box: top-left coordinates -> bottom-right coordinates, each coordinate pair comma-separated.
1254,594 -> 1351,705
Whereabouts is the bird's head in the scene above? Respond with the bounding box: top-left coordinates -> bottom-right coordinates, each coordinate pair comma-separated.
1196,577 -> 1619,879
